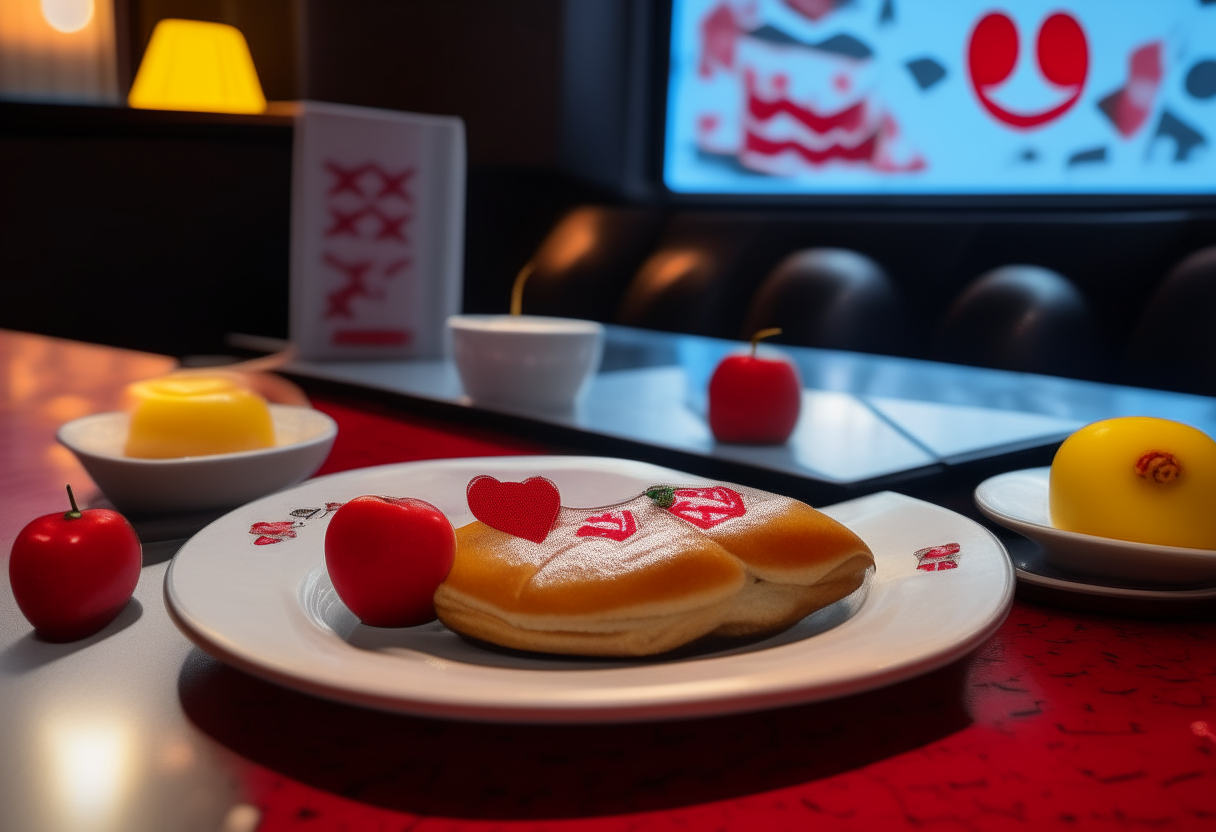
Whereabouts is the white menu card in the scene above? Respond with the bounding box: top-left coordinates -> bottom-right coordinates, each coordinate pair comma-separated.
290,100 -> 465,360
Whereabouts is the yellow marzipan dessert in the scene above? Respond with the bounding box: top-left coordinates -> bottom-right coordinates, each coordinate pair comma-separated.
1050,417 -> 1216,549
124,376 -> 275,459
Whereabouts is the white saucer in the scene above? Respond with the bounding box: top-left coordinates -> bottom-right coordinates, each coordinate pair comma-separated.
165,456 -> 1014,723
1007,539 -> 1216,604
974,467 -> 1216,587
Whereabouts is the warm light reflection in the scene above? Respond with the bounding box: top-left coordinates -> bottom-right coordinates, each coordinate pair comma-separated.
158,739 -> 195,772
44,393 -> 94,422
128,18 -> 266,114
218,803 -> 262,832
41,0 -> 93,33
647,250 -> 704,292
0,0 -> 119,103
539,209 -> 599,273
46,720 -> 137,831
4,332 -> 175,411
8,350 -> 42,405
45,442 -> 85,477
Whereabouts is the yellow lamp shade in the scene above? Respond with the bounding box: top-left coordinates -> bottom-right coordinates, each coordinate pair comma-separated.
128,18 -> 265,114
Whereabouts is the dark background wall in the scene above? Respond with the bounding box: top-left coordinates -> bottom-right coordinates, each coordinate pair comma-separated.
125,0 -> 571,169
300,0 -> 564,170
0,105 -> 294,356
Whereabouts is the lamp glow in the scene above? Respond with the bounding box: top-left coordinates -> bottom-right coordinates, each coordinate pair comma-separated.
128,18 -> 266,114
44,719 -> 137,830
0,0 -> 119,103
41,0 -> 94,33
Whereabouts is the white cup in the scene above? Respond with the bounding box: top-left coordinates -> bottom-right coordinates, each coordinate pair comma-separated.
448,314 -> 604,411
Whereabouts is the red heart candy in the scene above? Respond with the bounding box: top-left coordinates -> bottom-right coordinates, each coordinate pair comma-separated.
466,476 -> 561,544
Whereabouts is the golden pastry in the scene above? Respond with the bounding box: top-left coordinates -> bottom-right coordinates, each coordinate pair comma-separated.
434,481 -> 873,656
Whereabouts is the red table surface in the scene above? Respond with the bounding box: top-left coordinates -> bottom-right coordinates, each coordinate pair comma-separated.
178,394 -> 1216,832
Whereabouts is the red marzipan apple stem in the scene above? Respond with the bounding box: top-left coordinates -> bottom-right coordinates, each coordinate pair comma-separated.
750,327 -> 783,358
64,484 -> 82,521
510,260 -> 536,316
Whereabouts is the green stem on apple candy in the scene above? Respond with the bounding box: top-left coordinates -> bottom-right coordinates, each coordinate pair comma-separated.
64,484 -> 82,521
749,327 -> 783,358
645,486 -> 676,508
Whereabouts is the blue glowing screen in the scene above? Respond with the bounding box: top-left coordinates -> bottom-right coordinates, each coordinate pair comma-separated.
664,0 -> 1216,194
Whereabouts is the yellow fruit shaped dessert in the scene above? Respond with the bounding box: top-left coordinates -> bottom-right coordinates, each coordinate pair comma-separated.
124,375 -> 275,459
1049,417 -> 1216,549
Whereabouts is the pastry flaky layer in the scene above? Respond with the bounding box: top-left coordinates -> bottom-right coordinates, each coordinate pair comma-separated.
433,482 -> 874,656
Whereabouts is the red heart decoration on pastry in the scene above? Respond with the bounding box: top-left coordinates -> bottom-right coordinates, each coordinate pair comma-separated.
466,476 -> 561,543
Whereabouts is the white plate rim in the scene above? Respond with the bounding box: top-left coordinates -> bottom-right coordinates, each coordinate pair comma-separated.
165,456 -> 1015,723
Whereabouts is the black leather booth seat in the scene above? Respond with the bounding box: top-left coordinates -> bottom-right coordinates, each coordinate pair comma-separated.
516,204 -> 1216,385
1128,245 -> 1216,396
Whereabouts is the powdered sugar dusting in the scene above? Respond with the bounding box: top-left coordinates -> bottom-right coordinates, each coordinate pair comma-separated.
476,496 -> 713,586
464,483 -> 813,586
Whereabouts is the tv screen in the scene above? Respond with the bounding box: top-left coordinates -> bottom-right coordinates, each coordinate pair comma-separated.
663,0 -> 1216,196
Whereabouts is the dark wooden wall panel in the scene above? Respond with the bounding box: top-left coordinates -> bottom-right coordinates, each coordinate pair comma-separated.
0,105 -> 293,356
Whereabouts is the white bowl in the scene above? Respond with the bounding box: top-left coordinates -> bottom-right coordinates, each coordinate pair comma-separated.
975,467 -> 1216,586
58,406 -> 337,516
448,314 -> 604,411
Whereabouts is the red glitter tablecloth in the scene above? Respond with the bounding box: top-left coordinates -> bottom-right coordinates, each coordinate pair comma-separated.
183,395 -> 1216,832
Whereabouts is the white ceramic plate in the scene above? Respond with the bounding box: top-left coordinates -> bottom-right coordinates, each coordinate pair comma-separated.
975,467 -> 1216,587
59,406 -> 337,515
165,456 -> 1014,723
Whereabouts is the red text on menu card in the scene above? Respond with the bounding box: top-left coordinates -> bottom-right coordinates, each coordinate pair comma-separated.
321,160 -> 415,347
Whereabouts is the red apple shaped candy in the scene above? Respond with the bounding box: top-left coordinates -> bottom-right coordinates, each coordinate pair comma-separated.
9,485 -> 142,642
708,328 -> 802,444
324,496 -> 456,627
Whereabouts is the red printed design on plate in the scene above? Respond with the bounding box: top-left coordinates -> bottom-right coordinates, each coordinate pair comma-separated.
667,486 -> 747,530
249,521 -> 300,546
915,543 -> 961,572
248,503 -> 344,546
576,510 -> 638,542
